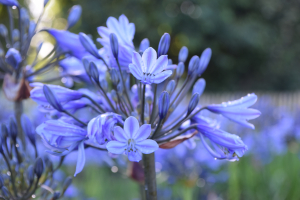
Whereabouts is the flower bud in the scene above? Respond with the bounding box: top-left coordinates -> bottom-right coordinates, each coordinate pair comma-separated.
117,82 -> 123,96
157,33 -> 170,57
139,38 -> 149,53
52,191 -> 61,199
109,33 -> 119,59
9,117 -> 18,142
158,91 -> 170,119
197,48 -> 212,76
110,90 -> 118,102
168,59 -> 173,65
28,21 -> 36,37
89,62 -> 99,82
82,57 -> 90,73
176,62 -> 185,78
187,93 -> 200,115
178,46 -> 188,63
67,5 -> 82,29
0,24 -> 8,37
21,114 -> 36,146
1,124 -> 8,140
27,165 -> 35,184
100,79 -> 108,92
1,186 -> 10,198
43,85 -> 64,112
62,177 -> 72,193
166,80 -> 176,94
34,157 -> 44,179
192,78 -> 206,96
188,55 -> 199,76
20,8 -> 29,24
110,68 -> 119,85
5,48 -> 21,69
79,32 -> 100,58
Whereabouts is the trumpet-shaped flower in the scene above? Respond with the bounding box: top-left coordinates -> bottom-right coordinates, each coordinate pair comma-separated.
87,113 -> 124,145
198,124 -> 247,161
129,47 -> 172,84
97,14 -> 135,69
106,116 -> 158,162
206,93 -> 261,129
36,120 -> 87,176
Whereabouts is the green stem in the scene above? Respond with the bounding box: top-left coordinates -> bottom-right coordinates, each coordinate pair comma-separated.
14,101 -> 26,150
143,153 -> 157,200
141,84 -> 146,124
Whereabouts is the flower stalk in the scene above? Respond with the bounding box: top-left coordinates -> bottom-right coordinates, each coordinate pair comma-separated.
142,153 -> 157,200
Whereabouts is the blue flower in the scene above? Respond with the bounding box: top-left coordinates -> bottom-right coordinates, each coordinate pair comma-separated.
5,48 -> 21,69
0,0 -> 19,6
129,47 -> 172,84
36,120 -> 87,176
30,83 -> 83,109
47,29 -> 90,59
87,113 -> 123,145
206,93 -> 261,129
197,124 -> 247,161
106,116 -> 158,162
97,14 -> 135,69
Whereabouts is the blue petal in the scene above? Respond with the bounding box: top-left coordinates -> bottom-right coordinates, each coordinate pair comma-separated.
142,47 -> 157,73
129,64 -> 142,80
127,151 -> 142,162
134,124 -> 151,141
149,55 -> 168,75
106,141 -> 126,154
151,70 -> 172,84
135,139 -> 158,154
124,116 -> 139,138
114,126 -> 128,142
74,141 -> 86,177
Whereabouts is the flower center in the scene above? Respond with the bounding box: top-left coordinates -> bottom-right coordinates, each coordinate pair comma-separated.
126,139 -> 136,152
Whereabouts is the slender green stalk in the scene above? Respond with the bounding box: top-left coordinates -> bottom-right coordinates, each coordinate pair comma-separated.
14,101 -> 26,150
141,84 -> 146,124
143,153 -> 157,200
64,110 -> 88,126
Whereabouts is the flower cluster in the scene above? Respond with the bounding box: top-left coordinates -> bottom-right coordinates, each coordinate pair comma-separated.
25,10 -> 261,178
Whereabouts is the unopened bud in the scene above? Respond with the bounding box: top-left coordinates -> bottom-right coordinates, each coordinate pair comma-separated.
110,90 -> 117,102
9,117 -> 18,142
52,191 -> 61,199
187,93 -> 200,115
67,5 -> 82,29
117,82 -> 123,95
27,165 -> 35,184
1,124 -> 8,140
28,21 -> 36,37
158,91 -> 170,119
82,57 -> 90,73
21,114 -> 36,146
100,79 -> 108,92
188,55 -> 199,76
178,46 -> 188,63
62,177 -> 72,193
109,33 -> 119,59
157,33 -> 170,57
34,157 -> 44,179
20,8 -> 29,24
176,62 -> 185,78
139,38 -> 149,53
43,85 -> 64,112
166,80 -> 175,94
197,48 -> 212,76
5,48 -> 21,69
0,24 -> 8,37
79,32 -> 100,59
89,62 -> 99,82
110,68 -> 119,85
192,78 -> 206,96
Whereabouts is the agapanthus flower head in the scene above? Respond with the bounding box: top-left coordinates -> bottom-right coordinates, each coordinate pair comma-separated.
106,116 -> 158,162
87,113 -> 123,145
36,120 -> 87,176
206,93 -> 261,129
129,47 -> 172,84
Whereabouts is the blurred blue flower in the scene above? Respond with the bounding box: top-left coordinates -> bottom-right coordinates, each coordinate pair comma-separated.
0,0 -> 19,6
129,47 -> 172,84
106,116 -> 158,162
36,120 -> 87,176
5,48 -> 22,69
207,93 -> 261,129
